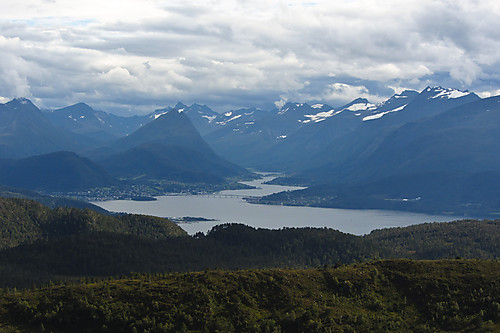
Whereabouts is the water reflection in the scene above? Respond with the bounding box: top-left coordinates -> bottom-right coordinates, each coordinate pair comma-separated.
94,176 -> 462,235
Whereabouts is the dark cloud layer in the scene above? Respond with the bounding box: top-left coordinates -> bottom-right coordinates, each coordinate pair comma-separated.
1,0 -> 499,114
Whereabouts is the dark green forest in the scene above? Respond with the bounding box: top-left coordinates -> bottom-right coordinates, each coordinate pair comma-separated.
0,197 -> 499,289
0,260 -> 499,332
0,197 -> 499,331
0,197 -> 186,250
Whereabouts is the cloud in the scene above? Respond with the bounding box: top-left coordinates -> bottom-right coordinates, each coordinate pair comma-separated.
0,0 -> 500,114
274,95 -> 288,110
322,83 -> 386,104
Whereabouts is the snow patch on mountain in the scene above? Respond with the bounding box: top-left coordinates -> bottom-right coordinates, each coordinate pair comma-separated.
431,88 -> 470,99
278,107 -> 290,115
154,111 -> 168,119
362,104 -> 408,121
216,114 -> 242,125
202,115 -> 217,123
346,102 -> 376,112
302,109 -> 342,123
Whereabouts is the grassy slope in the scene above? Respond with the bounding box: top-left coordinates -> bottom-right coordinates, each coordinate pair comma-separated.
0,260 -> 498,332
0,197 -> 186,249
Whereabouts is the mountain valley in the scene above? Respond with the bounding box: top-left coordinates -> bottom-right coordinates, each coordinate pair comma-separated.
0,86 -> 498,217
1,87 -> 500,332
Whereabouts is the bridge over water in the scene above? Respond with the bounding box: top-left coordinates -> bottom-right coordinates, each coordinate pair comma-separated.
169,193 -> 259,199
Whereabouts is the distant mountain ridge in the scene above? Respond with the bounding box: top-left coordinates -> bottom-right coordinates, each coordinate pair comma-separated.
256,94 -> 500,216
0,98 -> 88,158
100,109 -> 251,183
290,92 -> 493,184
0,99 -> 253,191
0,151 -> 120,192
0,86 -> 497,216
202,86 -> 480,170
43,103 -> 149,143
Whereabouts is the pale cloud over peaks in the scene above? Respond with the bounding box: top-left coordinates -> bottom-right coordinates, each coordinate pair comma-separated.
323,83 -> 386,104
0,0 -> 499,113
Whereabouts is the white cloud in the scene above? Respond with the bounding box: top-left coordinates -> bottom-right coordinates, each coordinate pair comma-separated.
478,89 -> 500,98
323,83 -> 385,104
274,95 -> 288,110
0,0 -> 499,113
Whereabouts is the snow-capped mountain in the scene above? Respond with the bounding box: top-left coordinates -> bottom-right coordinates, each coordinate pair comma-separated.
285,93 -> 500,192
361,90 -> 419,121
203,87 -> 482,170
150,102 -> 220,135
43,103 -> 148,143
151,103 -> 270,136
100,108 -> 252,183
215,107 -> 269,127
0,98 -> 91,158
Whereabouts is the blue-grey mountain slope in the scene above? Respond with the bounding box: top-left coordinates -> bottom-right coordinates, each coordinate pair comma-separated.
43,103 -> 149,144
247,93 -> 419,171
203,87 -> 478,172
99,109 -> 252,183
151,102 -> 270,136
204,102 -> 340,166
0,99 -> 91,158
268,87 -> 481,182
0,151 -> 120,192
258,95 -> 500,216
295,90 -> 488,184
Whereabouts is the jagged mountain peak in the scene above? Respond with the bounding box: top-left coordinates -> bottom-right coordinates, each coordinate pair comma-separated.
339,98 -> 376,112
422,86 -> 474,100
174,102 -> 187,110
53,102 -> 96,116
11,97 -> 32,104
71,102 -> 92,108
3,98 -> 39,112
111,105 -> 212,154
384,90 -> 419,102
360,90 -> 419,122
277,102 -> 309,115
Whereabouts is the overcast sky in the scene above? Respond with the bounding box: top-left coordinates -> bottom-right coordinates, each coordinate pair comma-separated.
1,0 -> 500,115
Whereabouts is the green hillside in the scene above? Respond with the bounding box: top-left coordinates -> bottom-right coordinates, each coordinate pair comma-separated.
0,260 -> 498,332
0,185 -> 109,213
0,198 -> 499,331
0,197 -> 186,250
0,202 -> 498,289
0,151 -> 121,192
366,219 -> 500,259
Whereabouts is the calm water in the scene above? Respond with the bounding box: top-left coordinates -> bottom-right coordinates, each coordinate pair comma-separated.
94,176 -> 462,235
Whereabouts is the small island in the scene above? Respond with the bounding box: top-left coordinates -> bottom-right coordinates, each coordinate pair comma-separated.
171,216 -> 218,223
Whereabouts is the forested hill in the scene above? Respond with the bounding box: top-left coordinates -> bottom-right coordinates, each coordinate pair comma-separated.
0,260 -> 499,332
0,185 -> 108,213
0,197 -> 498,288
0,198 -> 499,332
0,197 -> 186,249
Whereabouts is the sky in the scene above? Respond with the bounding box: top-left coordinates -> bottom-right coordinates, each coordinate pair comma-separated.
1,0 -> 500,115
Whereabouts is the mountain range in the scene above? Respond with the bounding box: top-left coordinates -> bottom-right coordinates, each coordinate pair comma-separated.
0,98 -> 88,158
0,99 -> 252,192
42,103 -> 148,143
98,109 -> 250,183
0,151 -> 120,192
0,86 -> 498,215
